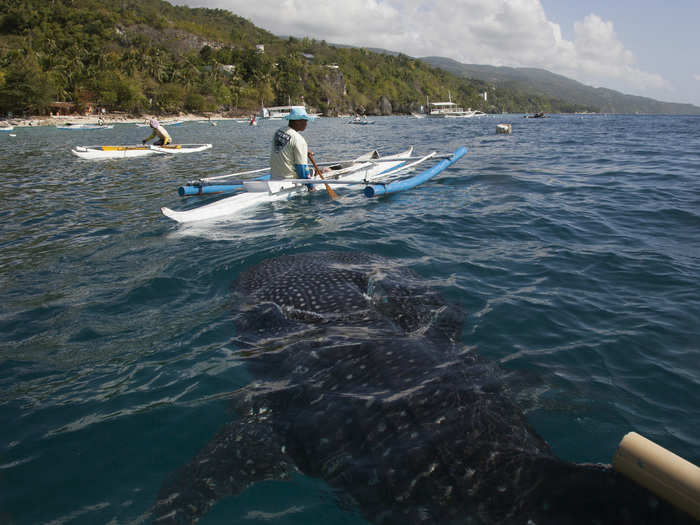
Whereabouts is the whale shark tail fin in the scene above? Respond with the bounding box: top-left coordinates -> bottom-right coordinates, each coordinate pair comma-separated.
152,415 -> 296,524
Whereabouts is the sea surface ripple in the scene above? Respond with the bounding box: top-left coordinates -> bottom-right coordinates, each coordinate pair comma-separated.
0,114 -> 698,524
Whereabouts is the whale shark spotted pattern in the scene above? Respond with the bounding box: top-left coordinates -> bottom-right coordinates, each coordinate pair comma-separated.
153,251 -> 693,524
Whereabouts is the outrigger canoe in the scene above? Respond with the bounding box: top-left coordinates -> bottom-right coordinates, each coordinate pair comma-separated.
71,143 -> 212,159
161,146 -> 467,223
57,124 -> 115,130
135,120 -> 185,127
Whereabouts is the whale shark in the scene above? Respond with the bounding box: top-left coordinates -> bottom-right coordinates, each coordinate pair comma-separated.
153,251 -> 693,524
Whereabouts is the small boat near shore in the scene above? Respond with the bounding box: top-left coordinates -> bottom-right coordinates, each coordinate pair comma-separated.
0,125 -> 13,132
426,101 -> 475,118
57,123 -> 114,130
425,92 -> 485,118
71,143 -> 212,159
259,105 -> 321,121
135,120 -> 185,127
162,146 -> 467,223
348,117 -> 375,125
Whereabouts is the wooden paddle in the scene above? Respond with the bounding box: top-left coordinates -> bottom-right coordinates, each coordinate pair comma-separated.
308,152 -> 339,200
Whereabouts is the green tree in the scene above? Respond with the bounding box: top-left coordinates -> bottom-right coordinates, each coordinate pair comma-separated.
152,82 -> 185,113
275,53 -> 304,104
0,52 -> 55,114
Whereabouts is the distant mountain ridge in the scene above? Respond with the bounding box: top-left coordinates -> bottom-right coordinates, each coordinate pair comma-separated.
0,0 -> 592,116
3,0 -> 694,116
419,57 -> 700,115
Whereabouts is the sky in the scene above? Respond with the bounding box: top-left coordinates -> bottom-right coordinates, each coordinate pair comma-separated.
171,0 -> 700,107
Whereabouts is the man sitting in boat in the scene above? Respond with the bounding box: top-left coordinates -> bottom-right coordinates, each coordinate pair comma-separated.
142,119 -> 172,146
270,106 -> 326,188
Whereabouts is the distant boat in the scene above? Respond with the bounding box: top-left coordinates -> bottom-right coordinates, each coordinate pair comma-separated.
524,112 -> 548,119
259,105 -> 321,120
135,120 -> 185,127
425,92 -> 482,118
348,116 -> 374,125
426,101 -> 476,118
57,123 -> 114,130
0,125 -> 13,132
259,105 -> 294,120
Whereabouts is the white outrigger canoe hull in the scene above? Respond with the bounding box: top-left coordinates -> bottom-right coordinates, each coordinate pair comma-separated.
161,147 -> 413,223
135,120 -> 185,127
57,124 -> 115,129
71,143 -> 212,159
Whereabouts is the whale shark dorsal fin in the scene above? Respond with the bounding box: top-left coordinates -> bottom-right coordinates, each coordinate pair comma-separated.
152,414 -> 296,523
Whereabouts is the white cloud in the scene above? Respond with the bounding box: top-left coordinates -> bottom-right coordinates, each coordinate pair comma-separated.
566,14 -> 669,93
172,0 -> 673,100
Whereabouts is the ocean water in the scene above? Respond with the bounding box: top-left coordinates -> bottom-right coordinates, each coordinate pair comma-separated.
0,114 -> 698,524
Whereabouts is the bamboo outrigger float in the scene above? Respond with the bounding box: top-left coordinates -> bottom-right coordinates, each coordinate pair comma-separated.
613,432 -> 700,520
161,146 -> 467,224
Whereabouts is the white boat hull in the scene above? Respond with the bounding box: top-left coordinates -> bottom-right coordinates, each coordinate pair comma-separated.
427,112 -> 476,118
135,120 -> 184,127
150,144 -> 212,155
57,124 -> 114,129
71,144 -> 212,159
162,147 -> 413,223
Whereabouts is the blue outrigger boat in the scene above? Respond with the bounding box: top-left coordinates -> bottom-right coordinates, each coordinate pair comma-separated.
162,146 -> 466,223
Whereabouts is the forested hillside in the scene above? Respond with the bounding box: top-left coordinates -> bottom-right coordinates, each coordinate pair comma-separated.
0,0 -> 593,116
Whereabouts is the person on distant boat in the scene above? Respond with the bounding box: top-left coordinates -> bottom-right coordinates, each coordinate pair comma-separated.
142,118 -> 171,146
270,106 -> 327,188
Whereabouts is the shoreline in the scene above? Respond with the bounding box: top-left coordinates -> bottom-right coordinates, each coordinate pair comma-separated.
3,112 -> 256,127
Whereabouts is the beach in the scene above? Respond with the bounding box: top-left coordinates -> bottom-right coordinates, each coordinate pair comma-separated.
2,112 -> 255,127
